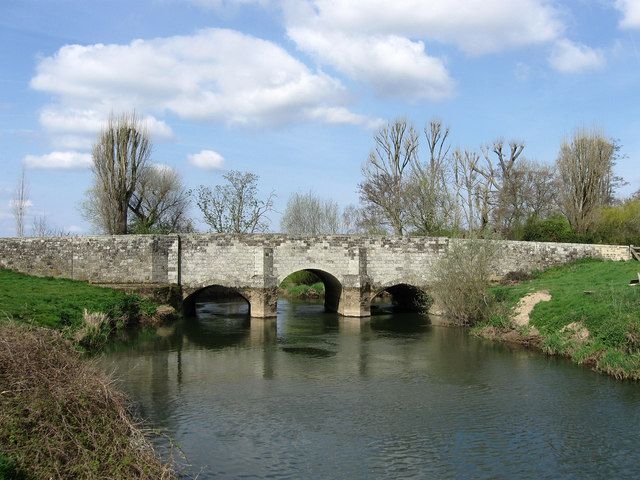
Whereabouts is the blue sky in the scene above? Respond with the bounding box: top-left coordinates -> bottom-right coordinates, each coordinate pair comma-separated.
1,0 -> 639,236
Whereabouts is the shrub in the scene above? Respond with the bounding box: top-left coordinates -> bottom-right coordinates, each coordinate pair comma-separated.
522,215 -> 576,243
432,238 -> 499,325
593,198 -> 640,245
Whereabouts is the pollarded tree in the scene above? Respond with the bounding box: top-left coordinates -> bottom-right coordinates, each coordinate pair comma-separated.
556,129 -> 621,234
195,170 -> 275,233
281,191 -> 340,235
89,112 -> 151,234
358,119 -> 419,235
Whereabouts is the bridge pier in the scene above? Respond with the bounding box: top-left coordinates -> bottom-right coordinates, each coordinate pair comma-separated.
242,287 -> 278,318
337,287 -> 371,317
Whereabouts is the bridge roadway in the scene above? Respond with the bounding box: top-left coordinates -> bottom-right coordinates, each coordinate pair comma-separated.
0,234 -> 631,317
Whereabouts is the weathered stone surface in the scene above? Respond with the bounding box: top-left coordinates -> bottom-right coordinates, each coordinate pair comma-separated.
0,234 -> 631,318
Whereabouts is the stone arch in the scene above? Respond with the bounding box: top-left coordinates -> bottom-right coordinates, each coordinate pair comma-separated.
278,268 -> 343,313
182,284 -> 251,317
371,282 -> 429,314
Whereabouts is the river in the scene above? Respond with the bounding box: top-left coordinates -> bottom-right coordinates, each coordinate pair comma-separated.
98,298 -> 640,479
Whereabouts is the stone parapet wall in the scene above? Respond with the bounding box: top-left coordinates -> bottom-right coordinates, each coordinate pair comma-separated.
0,235 -> 179,284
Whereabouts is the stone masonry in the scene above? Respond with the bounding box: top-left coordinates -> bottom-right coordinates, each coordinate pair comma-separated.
0,234 -> 631,318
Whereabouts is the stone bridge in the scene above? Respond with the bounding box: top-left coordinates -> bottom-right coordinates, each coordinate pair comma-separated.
0,235 -> 631,317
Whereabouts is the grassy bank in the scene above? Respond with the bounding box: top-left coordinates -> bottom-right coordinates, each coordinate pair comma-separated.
279,270 -> 325,299
0,269 -> 177,477
474,259 -> 640,380
0,268 -> 163,350
0,322 -> 175,479
280,282 -> 325,299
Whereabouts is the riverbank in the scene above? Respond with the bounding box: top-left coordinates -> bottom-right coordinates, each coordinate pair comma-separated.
0,268 -> 177,349
0,269 -> 178,478
0,322 -> 176,479
473,259 -> 640,380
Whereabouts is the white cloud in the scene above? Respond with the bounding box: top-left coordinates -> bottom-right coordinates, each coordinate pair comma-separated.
285,0 -> 563,55
307,106 -> 383,129
39,108 -> 174,149
188,150 -> 225,170
288,29 -> 454,101
548,40 -> 605,74
23,151 -> 92,170
283,0 -> 562,100
615,0 -> 640,29
30,28 -> 373,132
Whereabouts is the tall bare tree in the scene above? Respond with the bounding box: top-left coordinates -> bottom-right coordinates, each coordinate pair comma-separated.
195,170 -> 275,233
557,129 -> 620,233
90,112 -> 151,234
12,169 -> 29,237
281,191 -> 340,235
471,139 -> 526,234
128,165 -> 192,233
359,119 -> 419,235
453,149 -> 486,232
406,119 -> 454,234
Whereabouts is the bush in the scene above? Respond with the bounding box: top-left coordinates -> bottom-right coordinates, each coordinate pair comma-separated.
522,215 -> 576,243
432,238 -> 499,325
593,198 -> 640,246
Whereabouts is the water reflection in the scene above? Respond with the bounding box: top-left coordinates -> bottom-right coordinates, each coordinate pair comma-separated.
99,298 -> 640,480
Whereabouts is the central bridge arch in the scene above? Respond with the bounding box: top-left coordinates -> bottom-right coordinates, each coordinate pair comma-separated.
278,268 -> 343,313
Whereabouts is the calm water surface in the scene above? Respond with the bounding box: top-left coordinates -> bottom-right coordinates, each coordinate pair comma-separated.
99,299 -> 640,479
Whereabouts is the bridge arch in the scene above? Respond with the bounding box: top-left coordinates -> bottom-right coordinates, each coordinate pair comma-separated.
182,284 -> 251,317
278,268 -> 343,313
371,282 -> 430,314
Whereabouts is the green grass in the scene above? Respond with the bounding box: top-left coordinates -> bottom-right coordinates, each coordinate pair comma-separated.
479,259 -> 640,379
0,453 -> 24,480
0,269 -> 156,331
282,282 -> 325,298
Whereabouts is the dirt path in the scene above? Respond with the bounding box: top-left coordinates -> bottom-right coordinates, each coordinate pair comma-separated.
513,290 -> 551,327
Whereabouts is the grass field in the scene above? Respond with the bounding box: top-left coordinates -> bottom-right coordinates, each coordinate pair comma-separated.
476,259 -> 640,379
0,269 -> 156,330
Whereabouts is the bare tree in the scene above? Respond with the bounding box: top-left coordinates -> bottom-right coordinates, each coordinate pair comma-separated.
520,161 -> 558,219
281,191 -> 340,235
406,119 -> 454,234
470,139 -> 527,234
195,170 -> 275,233
128,165 -> 192,233
31,213 -> 70,237
453,149 -> 485,232
359,119 -> 419,235
89,112 -> 151,234
12,169 -> 29,237
557,129 -> 619,233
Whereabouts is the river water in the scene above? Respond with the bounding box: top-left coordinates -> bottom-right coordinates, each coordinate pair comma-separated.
99,299 -> 640,479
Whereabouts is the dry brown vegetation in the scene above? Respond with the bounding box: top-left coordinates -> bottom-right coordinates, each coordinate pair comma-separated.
0,322 -> 176,479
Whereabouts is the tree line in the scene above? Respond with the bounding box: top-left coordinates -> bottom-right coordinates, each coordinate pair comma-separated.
12,113 -> 639,245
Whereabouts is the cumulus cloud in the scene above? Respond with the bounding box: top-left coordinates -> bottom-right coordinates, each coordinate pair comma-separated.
30,28 -> 373,134
40,109 -> 173,149
283,0 -> 563,100
23,151 -> 92,170
288,29 -> 454,101
615,0 -> 640,29
188,150 -> 225,170
286,0 -> 563,55
548,40 -> 605,74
